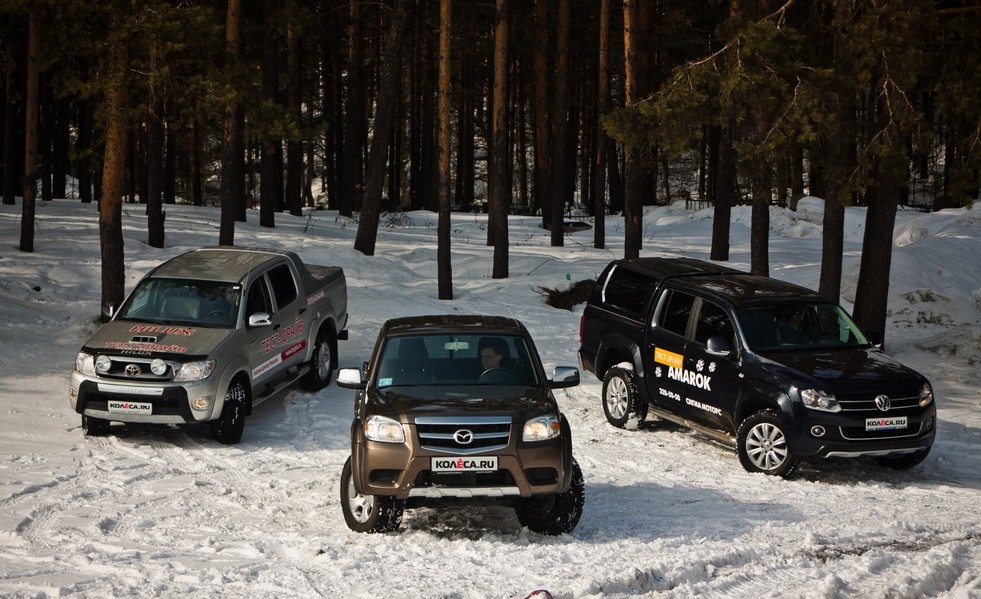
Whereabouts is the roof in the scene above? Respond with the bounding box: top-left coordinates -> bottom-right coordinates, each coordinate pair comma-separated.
669,273 -> 828,308
148,246 -> 292,284
381,314 -> 530,336
615,257 -> 744,279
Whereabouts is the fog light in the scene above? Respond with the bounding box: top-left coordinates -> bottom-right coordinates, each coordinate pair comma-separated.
192,397 -> 210,410
811,425 -> 826,437
95,355 -> 112,372
150,359 -> 168,375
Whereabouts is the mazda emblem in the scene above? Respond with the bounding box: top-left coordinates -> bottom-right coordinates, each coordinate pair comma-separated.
125,364 -> 141,377
874,394 -> 891,412
453,429 -> 474,444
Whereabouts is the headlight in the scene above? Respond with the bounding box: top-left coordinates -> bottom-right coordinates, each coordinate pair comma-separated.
365,415 -> 405,443
919,383 -> 934,407
173,360 -> 216,382
75,352 -> 96,376
800,388 -> 840,412
523,414 -> 561,442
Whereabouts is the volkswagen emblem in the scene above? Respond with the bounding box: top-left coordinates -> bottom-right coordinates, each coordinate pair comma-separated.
125,364 -> 142,377
874,394 -> 891,412
453,429 -> 474,445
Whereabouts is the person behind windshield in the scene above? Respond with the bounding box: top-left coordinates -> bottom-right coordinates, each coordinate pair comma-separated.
478,337 -> 508,372
778,307 -> 816,343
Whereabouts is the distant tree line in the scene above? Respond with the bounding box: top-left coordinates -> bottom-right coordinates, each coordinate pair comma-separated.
0,0 -> 978,335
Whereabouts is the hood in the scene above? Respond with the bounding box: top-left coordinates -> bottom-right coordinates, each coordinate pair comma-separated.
367,385 -> 557,423
82,319 -> 233,358
755,347 -> 928,395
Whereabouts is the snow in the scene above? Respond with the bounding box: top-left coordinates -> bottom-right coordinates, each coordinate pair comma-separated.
1,198 -> 980,598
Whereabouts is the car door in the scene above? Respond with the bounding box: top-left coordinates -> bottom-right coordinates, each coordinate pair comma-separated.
264,263 -> 307,371
684,298 -> 743,431
645,287 -> 697,419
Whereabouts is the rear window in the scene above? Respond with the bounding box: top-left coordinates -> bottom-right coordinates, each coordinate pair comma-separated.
603,267 -> 654,317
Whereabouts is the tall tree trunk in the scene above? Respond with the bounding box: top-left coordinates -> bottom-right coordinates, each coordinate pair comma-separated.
190,119 -> 203,206
549,0 -> 570,247
77,100 -> 93,203
164,121 -> 176,205
622,0 -> 643,259
20,9 -> 39,252
146,52 -> 165,248
710,123 -> 734,262
286,13 -> 303,217
259,0 -> 280,228
2,32 -> 19,206
220,0 -> 245,245
489,0 -> 509,279
532,0 -> 551,227
592,0 -> 610,250
437,0 -> 453,301
352,0 -> 409,256
341,0 -> 365,217
99,16 -> 129,321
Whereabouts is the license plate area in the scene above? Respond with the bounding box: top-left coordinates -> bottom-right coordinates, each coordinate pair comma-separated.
865,416 -> 907,431
107,400 -> 153,414
431,456 -> 498,473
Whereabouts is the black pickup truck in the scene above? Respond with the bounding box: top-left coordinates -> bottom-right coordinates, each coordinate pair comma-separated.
578,257 -> 936,477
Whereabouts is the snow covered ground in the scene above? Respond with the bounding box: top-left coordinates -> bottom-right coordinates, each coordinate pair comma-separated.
1,197 -> 979,598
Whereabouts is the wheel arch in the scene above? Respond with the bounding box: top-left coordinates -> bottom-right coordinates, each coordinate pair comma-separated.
596,333 -> 644,379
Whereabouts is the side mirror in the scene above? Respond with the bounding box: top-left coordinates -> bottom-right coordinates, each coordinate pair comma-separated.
248,312 -> 273,328
336,367 -> 366,390
706,336 -> 734,357
549,366 -> 580,389
866,330 -> 884,350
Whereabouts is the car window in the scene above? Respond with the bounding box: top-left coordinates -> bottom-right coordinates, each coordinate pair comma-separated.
374,334 -> 540,388
655,289 -> 696,338
693,300 -> 735,347
737,303 -> 870,352
266,264 -> 298,309
246,277 -> 273,317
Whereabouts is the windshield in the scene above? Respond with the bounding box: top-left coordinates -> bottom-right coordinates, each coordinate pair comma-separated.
374,333 -> 540,388
116,278 -> 241,328
737,303 -> 870,352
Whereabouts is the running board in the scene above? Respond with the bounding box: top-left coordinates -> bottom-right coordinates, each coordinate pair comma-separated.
647,405 -> 737,448
252,365 -> 311,406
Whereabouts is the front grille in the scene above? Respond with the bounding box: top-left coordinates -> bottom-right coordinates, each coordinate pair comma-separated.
839,420 -> 927,441
414,470 -> 516,488
415,416 -> 512,454
97,355 -> 174,382
836,392 -> 921,413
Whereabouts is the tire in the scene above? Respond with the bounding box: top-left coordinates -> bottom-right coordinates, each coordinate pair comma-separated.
82,415 -> 110,437
737,410 -> 799,477
211,379 -> 247,444
515,458 -> 585,535
874,448 -> 930,470
602,366 -> 647,429
301,327 -> 335,391
340,456 -> 404,533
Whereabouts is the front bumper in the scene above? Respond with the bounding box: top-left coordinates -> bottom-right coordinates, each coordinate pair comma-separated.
354,425 -> 569,501
786,402 -> 937,459
69,371 -> 223,424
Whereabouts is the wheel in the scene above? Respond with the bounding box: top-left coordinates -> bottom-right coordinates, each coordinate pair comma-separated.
737,410 -> 799,477
82,415 -> 110,436
340,456 -> 404,533
515,458 -> 585,535
301,327 -> 335,391
211,379 -> 247,444
601,366 -> 647,429
874,448 -> 930,470
478,367 -> 519,384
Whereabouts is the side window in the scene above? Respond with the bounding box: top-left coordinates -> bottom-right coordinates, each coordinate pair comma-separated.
266,264 -> 298,309
603,268 -> 654,317
656,290 -> 696,338
694,301 -> 735,347
246,277 -> 273,317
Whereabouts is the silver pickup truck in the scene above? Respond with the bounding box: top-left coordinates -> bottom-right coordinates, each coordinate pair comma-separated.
69,246 -> 348,444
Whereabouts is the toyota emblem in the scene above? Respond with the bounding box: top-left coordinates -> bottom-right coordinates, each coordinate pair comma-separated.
125,364 -> 141,377
453,429 -> 474,444
874,394 -> 891,411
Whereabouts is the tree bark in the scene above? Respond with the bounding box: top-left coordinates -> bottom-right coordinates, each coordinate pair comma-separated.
341,0 -> 365,217
99,15 -> 129,321
549,0 -> 570,247
622,0 -> 643,259
710,123 -> 734,262
352,0 -> 409,256
146,51 -> 165,249
593,0 -> 610,250
20,9 -> 40,252
286,13 -> 303,217
259,0 -> 280,228
489,0 -> 510,279
220,0 -> 245,245
532,0 -> 551,227
437,0 -> 453,300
